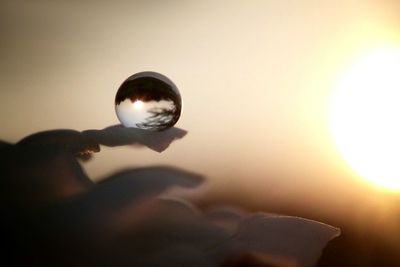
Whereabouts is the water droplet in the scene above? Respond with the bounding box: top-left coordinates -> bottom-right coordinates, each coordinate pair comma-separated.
115,72 -> 182,131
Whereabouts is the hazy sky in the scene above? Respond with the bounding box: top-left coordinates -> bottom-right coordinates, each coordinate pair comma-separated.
1,0 -> 400,230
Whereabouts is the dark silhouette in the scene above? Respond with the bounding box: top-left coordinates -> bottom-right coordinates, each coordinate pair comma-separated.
82,124 -> 187,152
1,126 -> 339,267
17,125 -> 187,158
0,140 -> 11,148
1,126 -> 195,267
115,74 -> 181,106
136,107 -> 180,130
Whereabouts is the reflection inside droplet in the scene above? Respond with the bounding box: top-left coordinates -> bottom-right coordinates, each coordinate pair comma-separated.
115,72 -> 182,131
132,100 -> 144,110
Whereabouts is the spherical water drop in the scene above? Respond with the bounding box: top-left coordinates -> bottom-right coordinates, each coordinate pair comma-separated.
115,72 -> 182,131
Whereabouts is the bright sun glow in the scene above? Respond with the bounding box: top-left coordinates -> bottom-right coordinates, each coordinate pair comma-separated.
133,100 -> 144,110
330,47 -> 400,190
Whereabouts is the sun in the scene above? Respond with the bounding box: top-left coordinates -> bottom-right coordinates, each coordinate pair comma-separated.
133,100 -> 144,110
330,47 -> 400,190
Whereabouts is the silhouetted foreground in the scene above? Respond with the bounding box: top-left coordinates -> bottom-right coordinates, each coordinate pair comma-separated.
1,126 -> 339,267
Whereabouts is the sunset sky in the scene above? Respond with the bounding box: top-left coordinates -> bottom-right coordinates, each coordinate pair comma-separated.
1,0 -> 400,236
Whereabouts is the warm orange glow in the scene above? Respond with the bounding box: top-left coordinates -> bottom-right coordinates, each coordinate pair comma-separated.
330,47 -> 400,190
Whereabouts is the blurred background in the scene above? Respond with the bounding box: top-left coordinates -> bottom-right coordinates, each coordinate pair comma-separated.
1,0 -> 400,246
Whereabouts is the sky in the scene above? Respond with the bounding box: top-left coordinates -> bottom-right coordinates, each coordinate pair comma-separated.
1,0 -> 400,236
